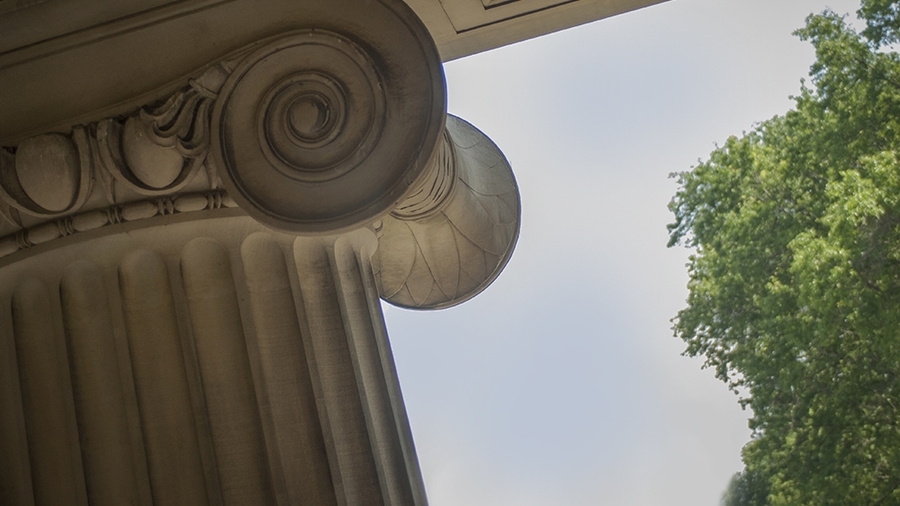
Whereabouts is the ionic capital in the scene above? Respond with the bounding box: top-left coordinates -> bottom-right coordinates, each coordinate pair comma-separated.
0,30 -> 518,309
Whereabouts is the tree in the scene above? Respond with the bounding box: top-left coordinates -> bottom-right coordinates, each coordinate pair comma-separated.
721,470 -> 769,506
669,2 -> 900,504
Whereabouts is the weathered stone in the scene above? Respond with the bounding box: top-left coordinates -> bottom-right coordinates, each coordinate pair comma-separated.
15,133 -> 80,213
0,0 -> 664,504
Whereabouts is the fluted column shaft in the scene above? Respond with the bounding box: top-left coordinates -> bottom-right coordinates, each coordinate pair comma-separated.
0,5 -> 518,503
0,219 -> 427,506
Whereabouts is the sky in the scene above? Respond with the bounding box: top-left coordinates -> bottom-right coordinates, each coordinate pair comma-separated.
383,1 -> 863,505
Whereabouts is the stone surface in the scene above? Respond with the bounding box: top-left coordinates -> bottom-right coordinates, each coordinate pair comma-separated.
0,0 -> 666,145
0,218 -> 429,506
210,28 -> 444,233
0,0 -> 655,503
15,134 -> 81,213
0,3 -> 515,498
375,115 -> 520,309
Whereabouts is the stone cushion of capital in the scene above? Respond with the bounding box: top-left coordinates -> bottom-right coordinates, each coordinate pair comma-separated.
0,0 -> 662,504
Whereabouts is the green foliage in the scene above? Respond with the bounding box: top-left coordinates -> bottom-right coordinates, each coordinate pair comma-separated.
669,2 -> 900,504
860,0 -> 900,45
722,470 -> 769,506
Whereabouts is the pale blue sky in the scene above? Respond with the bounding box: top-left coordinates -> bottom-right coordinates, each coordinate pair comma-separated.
384,1 -> 862,504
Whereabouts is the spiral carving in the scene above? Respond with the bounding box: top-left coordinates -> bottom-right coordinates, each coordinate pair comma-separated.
211,28 -> 445,234
260,67 -> 383,183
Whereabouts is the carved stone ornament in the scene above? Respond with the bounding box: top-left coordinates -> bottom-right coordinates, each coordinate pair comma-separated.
0,2 -> 521,505
0,62 -> 239,263
211,29 -> 445,234
0,8 -> 517,308
0,130 -> 93,219
374,115 -> 520,309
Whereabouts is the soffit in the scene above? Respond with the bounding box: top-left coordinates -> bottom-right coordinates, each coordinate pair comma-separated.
405,0 -> 665,60
0,0 -> 665,61
0,0 -> 665,143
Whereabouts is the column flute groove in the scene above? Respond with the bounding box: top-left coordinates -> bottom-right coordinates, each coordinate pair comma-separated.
12,278 -> 88,506
181,237 -> 276,506
119,250 -> 210,506
294,235 -> 384,506
241,232 -> 337,506
0,290 -> 33,506
332,236 -> 427,506
0,2 -> 522,505
60,261 -> 142,506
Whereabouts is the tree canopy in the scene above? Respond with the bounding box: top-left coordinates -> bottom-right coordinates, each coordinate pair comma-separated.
668,2 -> 900,504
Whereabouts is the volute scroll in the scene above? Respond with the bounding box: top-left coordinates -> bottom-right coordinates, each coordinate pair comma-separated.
0,2 -> 527,505
374,115 -> 521,310
0,1 -> 519,310
210,27 -> 446,234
